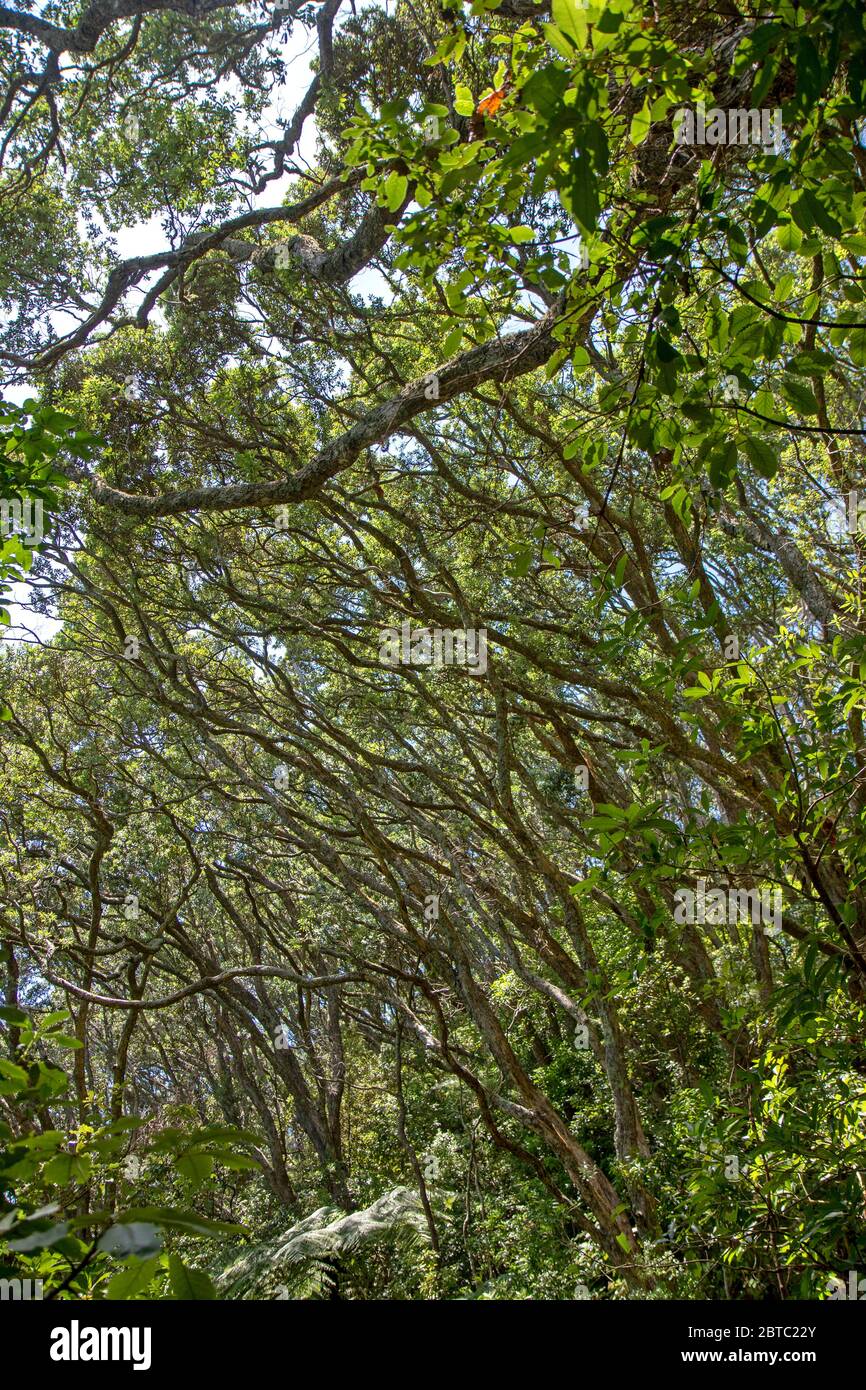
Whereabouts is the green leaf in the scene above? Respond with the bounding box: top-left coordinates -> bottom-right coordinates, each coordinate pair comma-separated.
550,0 -> 587,49
442,324 -> 463,357
775,221 -> 803,253
44,1152 -> 92,1184
780,374 -> 819,416
454,85 -> 474,117
522,65 -> 569,116
654,334 -> 680,364
507,543 -> 534,578
213,1153 -> 260,1172
382,172 -> 408,213
8,1220 -> 70,1252
105,1256 -> 162,1300
98,1222 -> 163,1258
792,190 -> 841,240
742,437 -> 779,479
119,1208 -> 244,1238
629,97 -> 652,146
708,440 -> 738,489
0,1006 -> 28,1025
564,150 -> 599,233
795,35 -> 824,106
0,1059 -> 28,1087
168,1254 -> 216,1300
176,1151 -> 215,1187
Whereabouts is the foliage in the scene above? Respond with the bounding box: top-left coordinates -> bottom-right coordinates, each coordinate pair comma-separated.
0,0 -> 865,1301
218,1187 -> 432,1299
0,1001 -> 246,1299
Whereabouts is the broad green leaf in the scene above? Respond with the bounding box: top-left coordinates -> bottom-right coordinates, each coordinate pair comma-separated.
382,172 -> 408,213
176,1151 -> 215,1187
550,0 -> 588,49
98,1222 -> 163,1259
105,1256 -> 162,1300
168,1254 -> 216,1300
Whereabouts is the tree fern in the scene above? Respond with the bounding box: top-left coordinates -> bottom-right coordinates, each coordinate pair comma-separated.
217,1187 -> 431,1300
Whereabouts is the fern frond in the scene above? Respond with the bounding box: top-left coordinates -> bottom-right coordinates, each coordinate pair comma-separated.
217,1186 -> 430,1300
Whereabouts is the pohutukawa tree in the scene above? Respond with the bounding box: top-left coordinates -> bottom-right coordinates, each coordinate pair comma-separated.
1,0 -> 866,1301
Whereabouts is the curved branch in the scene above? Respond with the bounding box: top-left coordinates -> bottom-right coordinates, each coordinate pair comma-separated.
70,297 -> 568,517
0,0 -> 268,56
49,963 -> 369,1009
4,171 -> 364,368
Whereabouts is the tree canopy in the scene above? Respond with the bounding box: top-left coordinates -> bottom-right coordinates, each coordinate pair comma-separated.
1,0 -> 866,1303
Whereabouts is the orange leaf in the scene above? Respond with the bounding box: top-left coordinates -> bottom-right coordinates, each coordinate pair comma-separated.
476,88 -> 505,118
